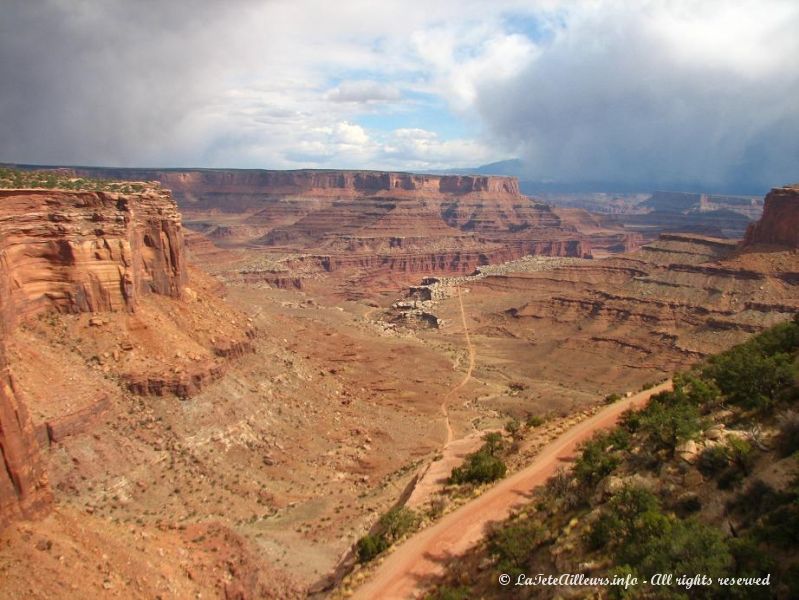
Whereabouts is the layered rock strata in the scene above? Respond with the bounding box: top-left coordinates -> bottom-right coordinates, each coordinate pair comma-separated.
743,184 -> 799,248
0,184 -> 186,528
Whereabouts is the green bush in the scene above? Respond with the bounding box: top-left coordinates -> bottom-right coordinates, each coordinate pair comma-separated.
635,392 -> 702,456
526,414 -> 544,428
697,445 -> 729,477
356,533 -> 388,563
727,480 -> 784,520
573,432 -> 621,490
505,418 -> 522,438
488,518 -> 545,577
449,449 -> 507,484
727,437 -> 755,475
584,512 -> 622,551
481,432 -> 504,456
620,516 -> 733,596
355,506 -> 419,563
425,585 -> 471,600
378,506 -> 418,543
704,346 -> 796,412
776,411 -> 799,457
675,494 -> 702,516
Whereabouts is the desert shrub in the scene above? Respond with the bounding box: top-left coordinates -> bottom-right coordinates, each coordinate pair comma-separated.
674,494 -> 702,516
703,344 -> 796,413
636,393 -> 702,456
488,518 -> 545,577
449,449 -> 507,484
726,437 -> 755,475
728,535 -> 774,596
355,506 -> 418,563
481,432 -> 504,456
727,480 -> 785,520
619,406 -> 644,433
697,445 -> 729,477
756,501 -> 799,550
584,512 -> 622,551
505,418 -> 522,438
718,467 -> 745,490
607,486 -> 661,537
424,586 -> 471,600
573,432 -> 621,490
526,414 -> 544,427
672,372 -> 721,407
379,506 -> 418,543
356,533 -> 388,563
604,393 -> 622,404
616,514 -> 733,596
748,318 -> 799,355
776,411 -> 799,457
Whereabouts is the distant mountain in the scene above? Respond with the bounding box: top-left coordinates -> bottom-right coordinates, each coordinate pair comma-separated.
427,159 -> 524,177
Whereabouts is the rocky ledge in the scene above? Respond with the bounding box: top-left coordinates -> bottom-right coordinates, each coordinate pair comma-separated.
0,183 -> 187,528
743,184 -> 799,248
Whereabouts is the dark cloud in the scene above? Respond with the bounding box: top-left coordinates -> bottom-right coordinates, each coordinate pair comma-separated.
0,0 -> 256,166
475,3 -> 799,190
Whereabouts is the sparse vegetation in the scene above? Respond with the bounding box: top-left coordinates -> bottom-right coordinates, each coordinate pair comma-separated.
355,506 -> 419,563
449,432 -> 507,485
526,414 -> 544,427
487,517 -> 547,579
0,167 -> 149,193
424,317 -> 799,598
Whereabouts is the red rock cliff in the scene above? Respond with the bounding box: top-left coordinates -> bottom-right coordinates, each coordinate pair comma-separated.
0,185 -> 187,528
0,187 -> 186,320
743,184 -> 799,248
66,168 -> 522,200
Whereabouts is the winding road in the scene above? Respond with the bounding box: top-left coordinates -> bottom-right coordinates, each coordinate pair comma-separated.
352,380 -> 673,599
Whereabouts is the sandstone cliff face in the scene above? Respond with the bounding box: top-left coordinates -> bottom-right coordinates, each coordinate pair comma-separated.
0,349 -> 52,529
0,188 -> 185,320
67,168 -> 521,201
743,184 -> 799,248
0,185 -> 187,528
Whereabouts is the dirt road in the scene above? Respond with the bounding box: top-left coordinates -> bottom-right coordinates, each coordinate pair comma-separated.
352,380 -> 673,599
438,285 -> 475,444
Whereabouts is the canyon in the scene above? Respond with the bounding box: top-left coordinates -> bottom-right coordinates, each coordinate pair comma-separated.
0,169 -> 796,599
8,167 -> 643,292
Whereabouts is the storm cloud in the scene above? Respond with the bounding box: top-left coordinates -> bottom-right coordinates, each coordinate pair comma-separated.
1,0 -> 797,189
475,1 -> 799,189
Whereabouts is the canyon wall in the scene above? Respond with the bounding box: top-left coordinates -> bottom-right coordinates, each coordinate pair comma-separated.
0,185 -> 187,528
0,188 -> 185,321
63,168 -> 521,207
743,184 -> 799,248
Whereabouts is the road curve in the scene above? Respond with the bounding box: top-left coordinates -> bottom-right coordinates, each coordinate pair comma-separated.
352,380 -> 673,600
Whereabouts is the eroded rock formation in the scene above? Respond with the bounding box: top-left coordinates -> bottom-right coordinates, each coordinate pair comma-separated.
0,188 -> 185,319
0,184 -> 186,528
743,184 -> 799,248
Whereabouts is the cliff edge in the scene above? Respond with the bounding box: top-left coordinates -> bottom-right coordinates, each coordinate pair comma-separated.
743,184 -> 799,248
0,180 -> 187,528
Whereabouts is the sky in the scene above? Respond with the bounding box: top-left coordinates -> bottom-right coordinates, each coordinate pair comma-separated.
1,0 -> 798,190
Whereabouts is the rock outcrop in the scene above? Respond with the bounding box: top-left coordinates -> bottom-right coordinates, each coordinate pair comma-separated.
0,344 -> 52,529
0,183 -> 187,529
0,187 -> 186,320
63,168 -> 522,205
743,184 -> 799,248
